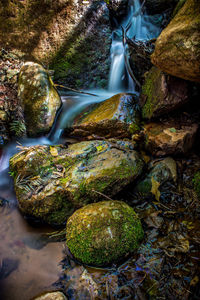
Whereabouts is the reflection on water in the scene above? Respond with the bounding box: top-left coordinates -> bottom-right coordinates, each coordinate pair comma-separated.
0,205 -> 64,300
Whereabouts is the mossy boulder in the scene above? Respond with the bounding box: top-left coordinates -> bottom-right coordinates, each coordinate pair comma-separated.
18,62 -> 61,137
9,140 -> 144,225
144,122 -> 198,156
69,93 -> 140,139
66,200 -> 144,266
151,0 -> 200,82
135,157 -> 177,197
140,67 -> 188,119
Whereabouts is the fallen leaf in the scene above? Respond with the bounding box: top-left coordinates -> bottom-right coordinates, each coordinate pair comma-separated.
190,276 -> 199,286
151,177 -> 160,201
50,146 -> 58,157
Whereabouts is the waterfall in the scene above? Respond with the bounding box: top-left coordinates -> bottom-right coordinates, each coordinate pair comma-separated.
108,0 -> 162,93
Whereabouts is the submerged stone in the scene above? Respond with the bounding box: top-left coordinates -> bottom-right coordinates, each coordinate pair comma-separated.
151,0 -> 200,82
66,200 -> 144,266
18,62 -> 61,137
69,93 -> 140,139
144,122 -> 198,156
9,140 -> 144,225
140,67 -> 188,119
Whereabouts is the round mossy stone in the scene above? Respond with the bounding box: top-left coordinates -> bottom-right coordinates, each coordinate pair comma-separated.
66,200 -> 144,267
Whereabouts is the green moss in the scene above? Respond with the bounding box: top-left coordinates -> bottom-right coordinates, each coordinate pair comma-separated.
141,67 -> 162,119
66,201 -> 144,266
45,200 -> 74,226
129,123 -> 140,134
135,178 -> 152,194
193,171 -> 200,198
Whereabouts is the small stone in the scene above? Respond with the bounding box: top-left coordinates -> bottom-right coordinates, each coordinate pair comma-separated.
33,291 -> 67,300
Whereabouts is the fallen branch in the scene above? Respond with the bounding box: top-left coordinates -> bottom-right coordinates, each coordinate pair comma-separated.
92,189 -> 114,201
54,84 -> 99,97
122,26 -> 141,88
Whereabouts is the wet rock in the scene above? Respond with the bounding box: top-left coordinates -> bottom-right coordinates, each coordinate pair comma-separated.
151,0 -> 200,82
66,200 -> 144,266
135,157 -> 177,197
143,0 -> 178,14
33,291 -> 67,300
144,122 -> 198,156
18,62 -> 61,137
140,67 -> 188,119
69,93 -> 140,139
9,140 -> 144,225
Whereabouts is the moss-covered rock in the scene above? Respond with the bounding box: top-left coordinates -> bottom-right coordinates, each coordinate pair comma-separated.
140,67 -> 188,119
18,62 -> 61,137
69,93 -> 140,139
144,122 -> 198,156
66,200 -> 144,266
135,157 -> 177,197
151,0 -> 200,82
9,140 -> 144,225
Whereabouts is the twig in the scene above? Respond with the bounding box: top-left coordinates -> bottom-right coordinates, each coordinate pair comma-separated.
92,189 -> 114,201
54,84 -> 99,97
122,26 -> 141,88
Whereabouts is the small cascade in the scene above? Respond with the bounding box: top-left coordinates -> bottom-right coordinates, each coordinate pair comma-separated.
108,0 -> 162,93
49,90 -> 114,143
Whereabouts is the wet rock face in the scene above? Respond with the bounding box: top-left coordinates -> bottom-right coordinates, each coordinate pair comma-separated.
9,140 -> 144,225
140,67 -> 188,119
69,93 -> 140,139
18,62 -> 61,137
151,0 -> 200,83
50,1 -> 112,89
66,200 -> 144,266
144,122 -> 198,156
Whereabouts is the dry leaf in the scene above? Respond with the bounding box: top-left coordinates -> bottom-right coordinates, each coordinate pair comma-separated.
50,146 -> 58,157
151,177 -> 160,201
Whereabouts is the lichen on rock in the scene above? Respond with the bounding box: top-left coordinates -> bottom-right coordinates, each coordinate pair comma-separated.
66,200 -> 144,266
69,93 -> 140,139
9,140 -> 144,225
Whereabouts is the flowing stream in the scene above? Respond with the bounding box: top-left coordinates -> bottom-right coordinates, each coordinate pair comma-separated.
108,0 -> 162,93
0,1 -> 163,299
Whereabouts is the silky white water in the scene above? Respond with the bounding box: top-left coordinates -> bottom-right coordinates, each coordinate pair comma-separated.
108,0 -> 162,92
